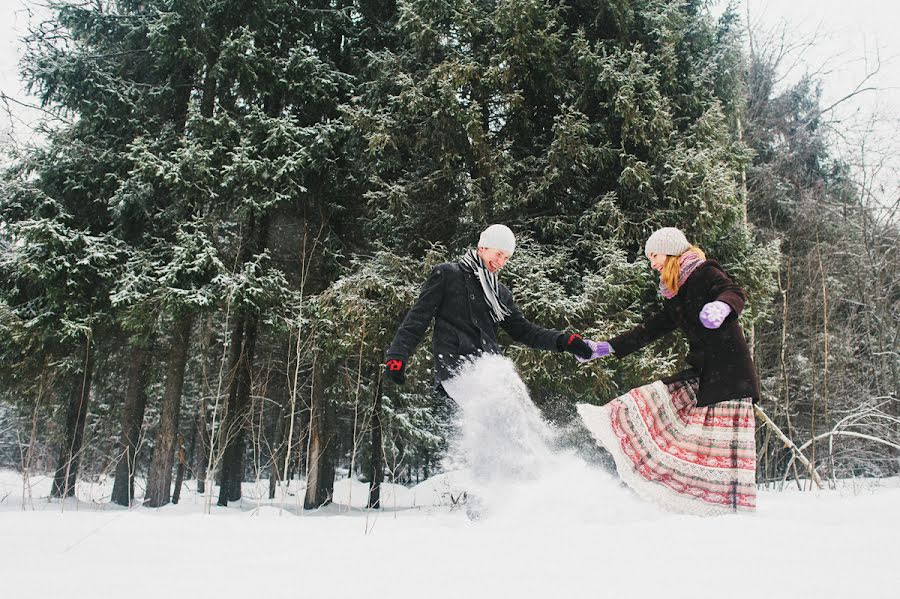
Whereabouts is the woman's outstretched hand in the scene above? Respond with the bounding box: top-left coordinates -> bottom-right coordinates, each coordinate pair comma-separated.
576,340 -> 613,363
699,300 -> 732,329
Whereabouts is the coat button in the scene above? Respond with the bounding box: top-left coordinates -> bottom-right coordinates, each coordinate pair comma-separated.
470,294 -> 475,299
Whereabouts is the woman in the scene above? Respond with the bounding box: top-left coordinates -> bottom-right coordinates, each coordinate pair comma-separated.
577,227 -> 759,515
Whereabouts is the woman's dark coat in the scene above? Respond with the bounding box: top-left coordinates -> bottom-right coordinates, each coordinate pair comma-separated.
609,260 -> 761,407
386,261 -> 563,383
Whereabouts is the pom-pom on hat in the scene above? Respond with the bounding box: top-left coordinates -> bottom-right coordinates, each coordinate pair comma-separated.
478,224 -> 516,255
644,227 -> 691,258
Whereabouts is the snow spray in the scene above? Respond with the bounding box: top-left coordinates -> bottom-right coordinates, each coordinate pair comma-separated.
441,354 -> 654,524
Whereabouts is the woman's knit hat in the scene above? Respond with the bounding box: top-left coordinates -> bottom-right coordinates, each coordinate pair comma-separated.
644,227 -> 691,258
478,224 -> 516,255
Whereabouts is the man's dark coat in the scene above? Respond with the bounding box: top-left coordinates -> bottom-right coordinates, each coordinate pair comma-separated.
609,260 -> 761,407
386,261 -> 563,384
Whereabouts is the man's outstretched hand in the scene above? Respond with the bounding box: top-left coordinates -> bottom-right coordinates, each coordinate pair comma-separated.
384,358 -> 406,385
558,333 -> 593,360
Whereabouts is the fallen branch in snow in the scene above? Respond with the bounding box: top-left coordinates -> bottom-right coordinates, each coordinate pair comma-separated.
753,404 -> 823,489
801,430 -> 900,452
780,425 -> 900,486
767,397 -> 900,486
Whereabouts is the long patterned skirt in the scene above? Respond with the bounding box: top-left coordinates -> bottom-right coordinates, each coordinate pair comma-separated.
577,377 -> 757,515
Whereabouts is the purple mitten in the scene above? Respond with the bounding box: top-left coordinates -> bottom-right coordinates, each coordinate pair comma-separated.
576,340 -> 613,363
699,300 -> 732,329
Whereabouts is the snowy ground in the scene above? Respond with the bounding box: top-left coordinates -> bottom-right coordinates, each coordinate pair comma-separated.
3,472 -> 899,599
3,356 -> 898,599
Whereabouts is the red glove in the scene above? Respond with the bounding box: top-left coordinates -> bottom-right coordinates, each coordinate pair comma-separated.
558,333 -> 593,360
384,358 -> 406,385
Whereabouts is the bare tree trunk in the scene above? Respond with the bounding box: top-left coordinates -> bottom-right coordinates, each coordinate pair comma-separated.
304,383 -> 322,509
368,376 -> 384,509
267,341 -> 299,501
304,359 -> 335,509
288,405 -> 308,483
217,313 -> 246,505
217,206 -> 270,506
218,314 -> 261,505
321,387 -> 337,502
268,390 -> 289,500
186,409 -> 201,480
145,314 -> 193,507
755,404 -> 823,489
191,319 -> 214,496
51,337 -> 95,499
111,343 -> 151,506
268,416 -> 283,500
195,420 -> 210,495
234,316 -> 258,498
172,434 -> 187,504
21,371 -> 54,507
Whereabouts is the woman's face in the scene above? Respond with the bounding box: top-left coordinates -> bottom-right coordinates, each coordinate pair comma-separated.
648,252 -> 667,272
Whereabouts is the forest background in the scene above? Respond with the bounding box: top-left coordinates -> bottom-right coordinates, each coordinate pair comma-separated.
0,0 -> 896,510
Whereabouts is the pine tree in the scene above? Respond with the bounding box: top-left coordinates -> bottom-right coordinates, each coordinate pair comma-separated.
350,0 -> 774,409
0,193 -> 122,496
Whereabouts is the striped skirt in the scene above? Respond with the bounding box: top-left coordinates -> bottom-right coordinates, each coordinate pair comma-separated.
577,377 -> 757,515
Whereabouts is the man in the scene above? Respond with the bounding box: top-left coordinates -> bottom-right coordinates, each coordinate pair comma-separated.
384,224 -> 592,391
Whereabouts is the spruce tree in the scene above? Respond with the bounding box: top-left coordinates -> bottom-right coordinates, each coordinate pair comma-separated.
350,0 -> 774,411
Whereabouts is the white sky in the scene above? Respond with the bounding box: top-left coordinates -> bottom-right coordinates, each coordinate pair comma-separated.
1,0 -> 898,197
0,1 -> 45,150
736,0 -> 900,97
725,1 -> 900,204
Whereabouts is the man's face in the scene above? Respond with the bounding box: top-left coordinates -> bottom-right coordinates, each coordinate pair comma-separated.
477,247 -> 511,273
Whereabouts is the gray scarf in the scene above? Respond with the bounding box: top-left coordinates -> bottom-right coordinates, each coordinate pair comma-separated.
460,249 -> 511,323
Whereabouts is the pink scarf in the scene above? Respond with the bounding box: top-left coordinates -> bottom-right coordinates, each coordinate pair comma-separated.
659,251 -> 705,299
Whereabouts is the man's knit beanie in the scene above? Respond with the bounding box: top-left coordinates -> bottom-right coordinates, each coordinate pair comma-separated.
644,227 -> 691,258
478,224 -> 516,255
